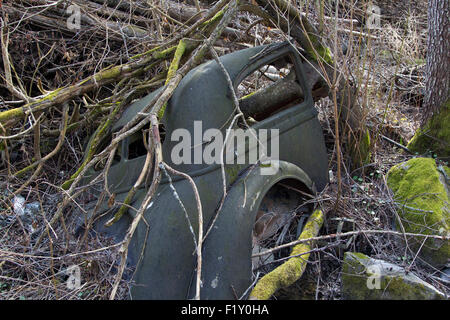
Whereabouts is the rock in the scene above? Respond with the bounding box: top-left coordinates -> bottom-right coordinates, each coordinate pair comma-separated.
387,157 -> 450,267
342,252 -> 445,300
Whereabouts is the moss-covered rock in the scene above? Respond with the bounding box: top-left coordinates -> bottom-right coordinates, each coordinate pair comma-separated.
387,157 -> 450,267
341,252 -> 445,300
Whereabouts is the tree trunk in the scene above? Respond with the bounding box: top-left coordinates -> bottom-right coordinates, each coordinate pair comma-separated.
407,0 -> 449,158
423,0 -> 449,120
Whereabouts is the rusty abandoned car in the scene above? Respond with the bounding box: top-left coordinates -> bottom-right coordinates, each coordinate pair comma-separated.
80,41 -> 329,299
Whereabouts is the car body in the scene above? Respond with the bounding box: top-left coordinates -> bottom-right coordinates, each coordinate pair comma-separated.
81,41 -> 328,299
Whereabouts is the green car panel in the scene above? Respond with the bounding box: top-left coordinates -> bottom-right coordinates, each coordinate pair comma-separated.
81,41 -> 328,299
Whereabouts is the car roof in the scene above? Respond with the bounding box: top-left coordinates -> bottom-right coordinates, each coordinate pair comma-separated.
112,41 -> 294,132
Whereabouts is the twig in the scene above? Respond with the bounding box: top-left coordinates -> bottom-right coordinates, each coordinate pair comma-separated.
252,229 -> 449,258
0,15 -> 31,102
381,134 -> 412,153
160,164 -> 198,247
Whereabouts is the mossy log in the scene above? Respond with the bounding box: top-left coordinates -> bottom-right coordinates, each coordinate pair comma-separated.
158,39 -> 187,119
249,209 -> 324,300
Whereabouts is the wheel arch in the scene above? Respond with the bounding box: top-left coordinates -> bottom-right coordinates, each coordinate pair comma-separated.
195,160 -> 316,299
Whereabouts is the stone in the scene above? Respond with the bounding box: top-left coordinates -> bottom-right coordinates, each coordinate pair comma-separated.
341,252 -> 445,300
387,157 -> 450,267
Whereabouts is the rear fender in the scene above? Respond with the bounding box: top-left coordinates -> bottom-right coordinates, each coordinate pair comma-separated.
195,160 -> 315,299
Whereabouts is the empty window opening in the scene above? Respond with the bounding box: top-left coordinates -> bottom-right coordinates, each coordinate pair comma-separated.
238,55 -> 305,124
128,130 -> 148,160
127,124 -> 165,160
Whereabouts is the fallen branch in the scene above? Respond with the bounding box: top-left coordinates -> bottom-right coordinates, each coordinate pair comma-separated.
252,228 -> 450,259
249,209 -> 324,300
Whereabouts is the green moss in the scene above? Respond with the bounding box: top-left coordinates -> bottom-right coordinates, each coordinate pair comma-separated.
166,40 -> 186,81
32,87 -> 64,104
407,99 -> 450,158
341,252 -> 371,300
130,45 -> 178,62
304,32 -> 333,65
444,166 -> 450,177
352,128 -> 372,167
152,46 -> 177,60
61,101 -> 122,190
240,91 -> 257,100
130,46 -> 161,60
0,107 -> 25,124
224,164 -> 242,185
378,277 -> 441,299
94,66 -> 123,82
249,209 -> 324,300
0,88 -> 68,124
200,8 -> 225,32
105,186 -> 136,227
413,58 -> 426,65
387,157 -> 450,266
351,251 -> 370,261
310,45 -> 333,65
158,39 -> 187,119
